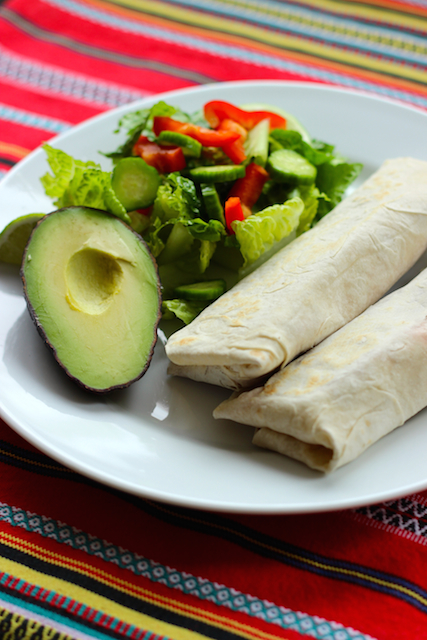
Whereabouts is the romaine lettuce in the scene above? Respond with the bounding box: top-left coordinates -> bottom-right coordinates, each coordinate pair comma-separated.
232,197 -> 304,268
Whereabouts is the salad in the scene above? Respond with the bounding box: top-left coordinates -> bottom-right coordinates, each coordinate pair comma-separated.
40,99 -> 362,324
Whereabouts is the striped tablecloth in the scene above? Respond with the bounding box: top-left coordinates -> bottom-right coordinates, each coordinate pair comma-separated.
1,1 -> 427,639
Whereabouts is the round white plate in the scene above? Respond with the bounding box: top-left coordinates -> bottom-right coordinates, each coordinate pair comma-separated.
2,81 -> 427,514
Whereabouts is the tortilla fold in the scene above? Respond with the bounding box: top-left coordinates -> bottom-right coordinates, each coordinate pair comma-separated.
166,157 -> 427,389
213,268 -> 427,472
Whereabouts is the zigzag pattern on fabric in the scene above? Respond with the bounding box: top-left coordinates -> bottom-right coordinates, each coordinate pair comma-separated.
0,501 -> 375,640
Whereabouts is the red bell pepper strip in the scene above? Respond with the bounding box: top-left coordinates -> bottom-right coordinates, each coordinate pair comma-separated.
228,162 -> 269,209
136,206 -> 153,216
204,100 -> 287,131
224,196 -> 246,234
218,119 -> 247,164
133,136 -> 186,173
152,116 -> 240,148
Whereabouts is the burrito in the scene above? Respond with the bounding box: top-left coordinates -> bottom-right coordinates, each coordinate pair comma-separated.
213,267 -> 427,472
166,157 -> 427,390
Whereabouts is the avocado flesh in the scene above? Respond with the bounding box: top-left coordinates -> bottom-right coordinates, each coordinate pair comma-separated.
22,206 -> 161,392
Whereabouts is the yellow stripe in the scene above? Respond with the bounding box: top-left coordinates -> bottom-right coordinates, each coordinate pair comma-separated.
0,142 -> 30,160
148,501 -> 427,609
0,532 -> 284,640
104,0 -> 427,30
0,556 -> 205,640
0,608 -> 72,640
279,0 -> 427,30
91,0 -> 427,86
0,446 -> 69,472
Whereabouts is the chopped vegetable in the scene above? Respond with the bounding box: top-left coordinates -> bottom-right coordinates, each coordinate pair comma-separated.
228,162 -> 269,209
218,119 -> 247,164
133,136 -> 186,173
39,98 -> 362,326
175,279 -> 227,301
153,117 -> 240,148
225,196 -> 246,233
204,100 -> 287,130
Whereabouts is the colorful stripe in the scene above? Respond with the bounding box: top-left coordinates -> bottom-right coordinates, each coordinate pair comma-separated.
0,43 -> 145,108
9,0 -> 425,109
0,606 -> 76,640
1,440 -> 427,620
0,103 -> 70,133
354,495 -> 427,545
0,502 -> 374,640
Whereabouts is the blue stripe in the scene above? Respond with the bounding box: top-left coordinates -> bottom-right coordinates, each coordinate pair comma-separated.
43,0 -> 427,109
0,104 -> 69,134
0,46 -> 143,108
154,0 -> 427,66
0,589 -> 114,640
0,501 -> 375,640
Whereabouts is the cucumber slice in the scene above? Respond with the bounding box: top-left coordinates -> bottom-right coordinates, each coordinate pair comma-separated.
175,279 -> 227,301
267,149 -> 317,185
189,164 -> 245,183
201,184 -> 225,225
157,222 -> 194,266
240,103 -> 311,143
157,131 -> 202,157
111,157 -> 160,211
244,118 -> 270,167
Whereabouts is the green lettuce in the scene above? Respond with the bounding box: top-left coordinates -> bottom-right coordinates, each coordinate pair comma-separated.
232,197 -> 304,268
161,299 -> 208,324
105,101 -> 193,163
145,173 -> 224,273
40,144 -> 131,223
268,130 -> 362,224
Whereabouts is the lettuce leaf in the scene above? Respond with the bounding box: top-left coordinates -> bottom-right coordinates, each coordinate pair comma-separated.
268,130 -> 362,224
41,145 -> 109,207
40,144 -> 131,223
161,299 -> 208,324
315,160 -> 362,219
232,197 -> 304,268
153,173 -> 201,222
105,101 -> 191,162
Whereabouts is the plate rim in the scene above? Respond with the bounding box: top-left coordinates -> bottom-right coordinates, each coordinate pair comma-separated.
2,79 -> 427,514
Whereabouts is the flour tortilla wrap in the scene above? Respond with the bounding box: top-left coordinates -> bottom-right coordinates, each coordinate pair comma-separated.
166,157 -> 427,390
213,268 -> 427,472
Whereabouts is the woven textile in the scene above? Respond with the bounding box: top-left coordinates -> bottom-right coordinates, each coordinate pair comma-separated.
1,1 -> 427,639
1,0 -> 427,174
2,419 -> 427,640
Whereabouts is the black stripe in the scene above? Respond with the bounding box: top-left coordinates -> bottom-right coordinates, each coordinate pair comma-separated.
138,501 -> 427,614
2,437 -> 427,614
1,7 -> 213,86
102,0 -> 427,37
0,157 -> 16,167
104,0 -> 427,60
0,541 -> 247,640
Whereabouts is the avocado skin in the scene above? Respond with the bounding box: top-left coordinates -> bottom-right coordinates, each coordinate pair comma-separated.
21,206 -> 162,394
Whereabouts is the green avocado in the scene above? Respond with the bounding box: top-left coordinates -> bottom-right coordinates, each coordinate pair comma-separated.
21,206 -> 161,393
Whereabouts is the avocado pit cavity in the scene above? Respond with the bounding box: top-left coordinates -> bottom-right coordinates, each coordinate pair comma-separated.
66,247 -> 124,315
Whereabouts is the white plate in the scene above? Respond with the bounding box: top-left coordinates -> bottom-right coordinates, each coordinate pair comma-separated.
2,81 -> 427,514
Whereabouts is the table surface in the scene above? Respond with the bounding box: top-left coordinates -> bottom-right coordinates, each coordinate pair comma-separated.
1,1 -> 427,639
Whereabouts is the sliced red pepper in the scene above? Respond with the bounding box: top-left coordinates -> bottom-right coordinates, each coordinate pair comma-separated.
218,119 -> 247,164
224,196 -> 246,234
153,116 -> 240,148
133,136 -> 186,173
228,162 -> 269,209
204,100 -> 287,131
136,206 -> 153,216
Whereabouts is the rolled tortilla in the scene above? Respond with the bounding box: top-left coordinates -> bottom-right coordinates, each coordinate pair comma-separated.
166,157 -> 427,390
213,268 -> 427,472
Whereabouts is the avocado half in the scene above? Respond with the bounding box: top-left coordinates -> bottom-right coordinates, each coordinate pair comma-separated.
21,206 -> 162,393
